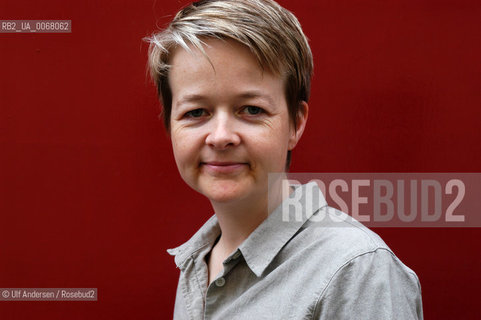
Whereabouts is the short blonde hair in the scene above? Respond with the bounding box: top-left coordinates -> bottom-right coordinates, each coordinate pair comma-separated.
146,0 -> 313,131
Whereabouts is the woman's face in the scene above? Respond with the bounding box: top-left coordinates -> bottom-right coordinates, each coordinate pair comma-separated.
169,39 -> 306,205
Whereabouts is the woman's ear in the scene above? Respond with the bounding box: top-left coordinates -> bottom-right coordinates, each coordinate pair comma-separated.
288,101 -> 309,150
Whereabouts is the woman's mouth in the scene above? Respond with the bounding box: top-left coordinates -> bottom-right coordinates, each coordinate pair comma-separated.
201,162 -> 248,175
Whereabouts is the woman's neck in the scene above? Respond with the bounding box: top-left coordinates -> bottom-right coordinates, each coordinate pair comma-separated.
210,177 -> 291,254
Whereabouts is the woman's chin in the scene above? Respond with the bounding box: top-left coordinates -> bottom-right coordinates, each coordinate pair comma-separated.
198,179 -> 254,204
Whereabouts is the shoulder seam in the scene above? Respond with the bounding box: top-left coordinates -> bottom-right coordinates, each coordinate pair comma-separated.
326,207 -> 385,249
310,247 -> 394,319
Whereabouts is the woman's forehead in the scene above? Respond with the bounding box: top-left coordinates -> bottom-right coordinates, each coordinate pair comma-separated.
168,39 -> 285,102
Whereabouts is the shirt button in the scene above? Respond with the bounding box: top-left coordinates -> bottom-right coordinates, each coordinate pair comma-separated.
232,251 -> 241,259
215,277 -> 226,287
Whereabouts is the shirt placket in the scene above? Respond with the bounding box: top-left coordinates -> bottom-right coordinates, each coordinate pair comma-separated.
203,250 -> 243,319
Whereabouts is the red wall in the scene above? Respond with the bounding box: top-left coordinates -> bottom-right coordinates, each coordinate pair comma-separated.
1,0 -> 480,318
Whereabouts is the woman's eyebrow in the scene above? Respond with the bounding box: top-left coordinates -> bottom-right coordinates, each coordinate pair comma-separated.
177,94 -> 208,105
237,91 -> 275,105
176,91 -> 275,106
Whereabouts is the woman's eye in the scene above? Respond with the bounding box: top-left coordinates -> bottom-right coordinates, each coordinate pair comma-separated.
243,106 -> 264,115
185,108 -> 206,118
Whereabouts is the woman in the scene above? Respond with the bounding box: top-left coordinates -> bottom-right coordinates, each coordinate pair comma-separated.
147,0 -> 423,319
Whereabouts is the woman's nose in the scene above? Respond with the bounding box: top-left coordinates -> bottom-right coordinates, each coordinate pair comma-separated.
205,113 -> 241,150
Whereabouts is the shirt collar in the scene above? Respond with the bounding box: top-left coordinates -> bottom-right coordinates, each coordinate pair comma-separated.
167,215 -> 220,270
239,182 -> 327,276
167,182 -> 327,276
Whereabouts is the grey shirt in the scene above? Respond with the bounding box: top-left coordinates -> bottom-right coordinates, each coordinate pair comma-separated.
168,183 -> 423,319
